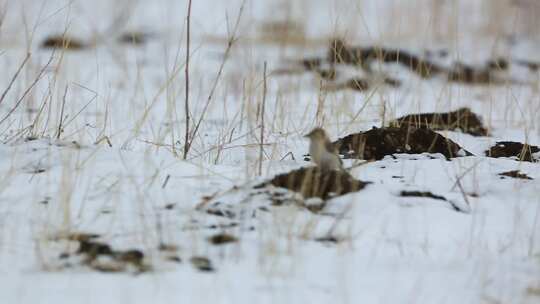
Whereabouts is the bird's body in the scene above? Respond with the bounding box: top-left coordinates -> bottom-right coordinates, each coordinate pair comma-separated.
305,128 -> 343,171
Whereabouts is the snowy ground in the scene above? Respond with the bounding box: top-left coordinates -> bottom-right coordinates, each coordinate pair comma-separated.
0,0 -> 539,303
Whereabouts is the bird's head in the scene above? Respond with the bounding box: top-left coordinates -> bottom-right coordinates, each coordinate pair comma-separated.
304,127 -> 328,142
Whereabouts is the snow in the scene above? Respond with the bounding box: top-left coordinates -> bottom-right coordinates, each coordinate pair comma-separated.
0,0 -> 539,303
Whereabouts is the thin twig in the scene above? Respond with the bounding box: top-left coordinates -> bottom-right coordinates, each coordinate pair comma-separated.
161,174 -> 171,189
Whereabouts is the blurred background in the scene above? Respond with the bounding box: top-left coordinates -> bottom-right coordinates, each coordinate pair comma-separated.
1,0 -> 539,48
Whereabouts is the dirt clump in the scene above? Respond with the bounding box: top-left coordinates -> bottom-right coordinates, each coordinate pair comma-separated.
326,39 -> 516,84
487,58 -> 509,70
266,167 -> 369,200
208,233 -> 238,245
118,31 -> 153,45
41,35 -> 88,50
333,126 -> 472,160
324,76 -> 401,92
515,59 -> 540,72
400,190 -> 446,201
498,170 -> 533,180
300,57 -> 323,70
447,62 -> 497,84
327,39 -> 445,78
399,190 -> 467,212
190,256 -> 215,272
389,107 -> 488,136
54,232 -> 148,273
485,141 -> 539,162
77,239 -> 147,273
258,20 -> 306,45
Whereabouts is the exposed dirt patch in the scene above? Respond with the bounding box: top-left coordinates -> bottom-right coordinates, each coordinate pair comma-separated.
265,167 -> 369,200
300,57 -> 323,70
487,58 -> 509,70
205,204 -> 236,219
399,191 -> 468,213
447,62 -> 498,84
293,57 -> 338,80
516,59 -> 540,72
485,141 -> 540,162
328,39 -> 444,78
498,170 -> 533,180
190,256 -> 215,272
316,68 -> 338,80
41,35 -> 88,50
65,232 -> 101,242
77,240 -> 147,273
208,233 -> 238,245
118,31 -> 153,45
324,76 -> 401,92
333,126 -> 472,160
52,232 -> 148,273
424,49 -> 449,58
257,20 -> 306,45
326,77 -> 369,91
400,190 -> 447,201
389,107 -> 488,136
321,39 -> 520,85
314,236 -> 341,243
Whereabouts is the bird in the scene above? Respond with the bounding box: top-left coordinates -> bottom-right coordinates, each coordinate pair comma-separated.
304,127 -> 343,171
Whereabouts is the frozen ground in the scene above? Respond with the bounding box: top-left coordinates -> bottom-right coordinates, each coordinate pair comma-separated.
0,0 -> 539,303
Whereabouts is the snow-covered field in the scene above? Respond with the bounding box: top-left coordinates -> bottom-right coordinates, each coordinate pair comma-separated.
1,0 -> 539,303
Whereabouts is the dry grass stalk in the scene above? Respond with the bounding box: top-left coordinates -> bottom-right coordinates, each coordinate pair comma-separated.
0,52 -> 31,107
183,0 -> 193,159
0,52 -> 55,127
186,0 -> 246,158
258,62 -> 268,176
